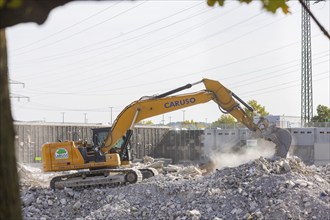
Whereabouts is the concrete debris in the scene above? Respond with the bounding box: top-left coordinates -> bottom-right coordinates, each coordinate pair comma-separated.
178,166 -> 203,177
143,156 -> 155,164
19,156 -> 330,220
163,164 -> 182,172
146,160 -> 164,169
17,163 -> 57,188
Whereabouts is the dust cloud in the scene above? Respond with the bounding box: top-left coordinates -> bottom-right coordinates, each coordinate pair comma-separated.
209,139 -> 276,170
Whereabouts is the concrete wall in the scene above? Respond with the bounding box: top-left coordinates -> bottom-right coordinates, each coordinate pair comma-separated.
314,143 -> 330,166
203,128 -> 252,155
203,127 -> 330,165
314,127 -> 330,166
290,128 -> 315,165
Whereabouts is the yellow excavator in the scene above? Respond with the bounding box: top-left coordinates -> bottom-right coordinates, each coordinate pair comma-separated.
42,78 -> 292,189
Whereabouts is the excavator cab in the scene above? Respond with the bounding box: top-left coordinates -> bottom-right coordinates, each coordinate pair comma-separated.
92,127 -> 111,148
92,127 -> 132,163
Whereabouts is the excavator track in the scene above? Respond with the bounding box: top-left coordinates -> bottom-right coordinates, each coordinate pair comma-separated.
50,168 -> 142,189
139,167 -> 159,180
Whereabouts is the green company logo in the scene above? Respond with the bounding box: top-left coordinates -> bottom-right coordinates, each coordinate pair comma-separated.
55,148 -> 69,159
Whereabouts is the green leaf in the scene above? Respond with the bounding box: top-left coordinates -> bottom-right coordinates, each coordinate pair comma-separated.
1,0 -> 23,8
207,0 -> 225,7
312,104 -> 330,122
208,0 -> 290,14
261,0 -> 290,14
239,0 -> 253,4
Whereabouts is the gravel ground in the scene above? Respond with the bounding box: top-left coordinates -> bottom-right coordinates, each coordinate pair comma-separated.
19,156 -> 330,220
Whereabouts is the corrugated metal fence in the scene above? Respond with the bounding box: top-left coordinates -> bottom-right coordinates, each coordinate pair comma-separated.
14,122 -> 169,163
153,130 -> 205,163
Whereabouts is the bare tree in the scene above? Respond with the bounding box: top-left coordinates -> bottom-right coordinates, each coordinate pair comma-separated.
0,2 -> 73,219
0,29 -> 22,220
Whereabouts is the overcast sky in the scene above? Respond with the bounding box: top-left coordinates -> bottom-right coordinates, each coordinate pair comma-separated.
6,0 -> 330,125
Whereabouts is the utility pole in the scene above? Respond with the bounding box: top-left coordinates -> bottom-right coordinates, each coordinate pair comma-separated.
109,107 -> 113,125
301,0 -> 313,127
9,79 -> 24,87
9,79 -> 30,101
9,93 -> 30,102
301,0 -> 318,127
62,112 -> 65,123
84,113 -> 88,124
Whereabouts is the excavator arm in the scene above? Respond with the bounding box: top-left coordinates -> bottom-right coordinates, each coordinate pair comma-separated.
202,78 -> 292,158
102,78 -> 291,158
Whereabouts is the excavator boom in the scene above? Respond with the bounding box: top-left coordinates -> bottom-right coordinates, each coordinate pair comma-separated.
103,90 -> 213,151
102,78 -> 291,158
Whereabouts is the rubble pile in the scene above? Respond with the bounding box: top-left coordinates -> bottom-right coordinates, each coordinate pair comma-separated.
17,163 -> 56,188
20,157 -> 330,220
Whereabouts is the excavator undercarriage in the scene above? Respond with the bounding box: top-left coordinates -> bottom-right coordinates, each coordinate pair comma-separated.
50,167 -> 158,189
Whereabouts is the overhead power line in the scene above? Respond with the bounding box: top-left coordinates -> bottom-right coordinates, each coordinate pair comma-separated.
12,2 -> 120,52
231,59 -> 329,89
21,50 -> 329,97
13,1 -> 147,56
299,0 -> 330,39
12,4 -> 298,89
62,9 -> 301,93
29,54 -> 330,98
221,50 -> 329,81
15,72 -> 329,113
11,2 -> 207,65
241,73 -> 329,98
55,11 -> 265,92
13,4 -> 238,86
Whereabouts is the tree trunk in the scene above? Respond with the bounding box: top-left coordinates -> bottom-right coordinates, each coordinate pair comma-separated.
0,29 -> 22,220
